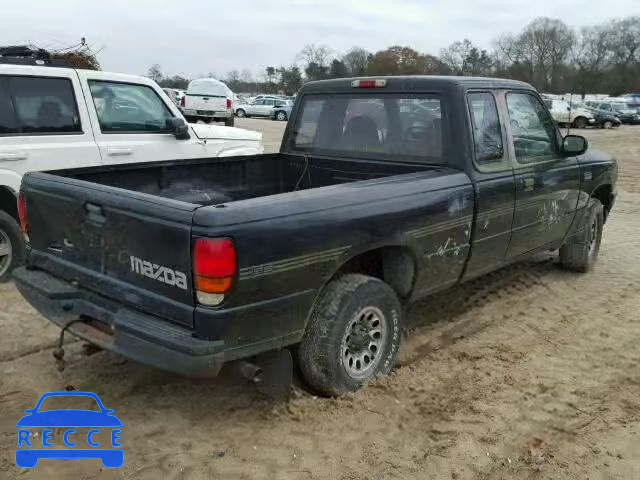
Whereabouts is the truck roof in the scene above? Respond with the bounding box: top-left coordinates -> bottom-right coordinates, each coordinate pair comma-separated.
300,76 -> 535,94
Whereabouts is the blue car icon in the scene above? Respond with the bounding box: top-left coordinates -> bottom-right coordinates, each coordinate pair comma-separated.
16,391 -> 123,468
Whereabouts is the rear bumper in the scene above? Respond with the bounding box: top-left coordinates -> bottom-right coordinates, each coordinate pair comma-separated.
182,108 -> 231,119
13,268 -> 308,377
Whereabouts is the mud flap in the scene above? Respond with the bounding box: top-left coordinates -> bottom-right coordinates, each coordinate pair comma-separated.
254,349 -> 293,401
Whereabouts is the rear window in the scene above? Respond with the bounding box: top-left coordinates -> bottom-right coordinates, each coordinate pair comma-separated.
290,94 -> 446,163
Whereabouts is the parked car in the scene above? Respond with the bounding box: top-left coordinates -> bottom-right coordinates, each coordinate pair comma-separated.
622,93 -> 640,105
543,99 -> 596,128
0,52 -> 263,281
583,106 -> 622,129
270,100 -> 294,121
162,88 -> 181,107
236,98 -> 282,118
591,100 -> 640,124
15,76 -> 617,397
181,78 -> 235,126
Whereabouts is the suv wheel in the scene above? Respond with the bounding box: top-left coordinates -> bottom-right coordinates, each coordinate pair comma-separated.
299,274 -> 402,396
0,210 -> 25,282
573,116 -> 589,129
236,109 -> 246,118
276,111 -> 287,121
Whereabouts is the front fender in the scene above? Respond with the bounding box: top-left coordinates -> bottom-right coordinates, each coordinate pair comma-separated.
0,170 -> 22,194
217,142 -> 265,157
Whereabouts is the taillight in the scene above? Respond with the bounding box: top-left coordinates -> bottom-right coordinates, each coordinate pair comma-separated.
193,238 -> 235,305
226,98 -> 232,110
351,79 -> 387,88
180,96 -> 186,108
17,192 -> 28,236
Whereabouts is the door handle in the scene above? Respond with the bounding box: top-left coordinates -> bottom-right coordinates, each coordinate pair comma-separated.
0,152 -> 27,161
107,148 -> 132,157
522,177 -> 535,190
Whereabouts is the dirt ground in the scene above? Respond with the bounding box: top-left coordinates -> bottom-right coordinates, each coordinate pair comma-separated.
1,120 -> 640,479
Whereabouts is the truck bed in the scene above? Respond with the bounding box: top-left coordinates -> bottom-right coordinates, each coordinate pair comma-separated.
59,153 -> 432,206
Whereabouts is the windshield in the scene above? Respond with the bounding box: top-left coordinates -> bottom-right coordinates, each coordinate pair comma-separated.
290,93 -> 446,164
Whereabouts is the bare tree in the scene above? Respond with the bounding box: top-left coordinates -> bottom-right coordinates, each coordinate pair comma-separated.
298,44 -> 333,70
342,47 -> 371,76
147,64 -> 163,83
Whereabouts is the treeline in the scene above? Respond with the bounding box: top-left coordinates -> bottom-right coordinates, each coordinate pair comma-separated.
150,15 -> 640,96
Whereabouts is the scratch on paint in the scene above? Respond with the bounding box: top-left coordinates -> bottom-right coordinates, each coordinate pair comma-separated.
425,236 -> 466,259
537,200 -> 561,229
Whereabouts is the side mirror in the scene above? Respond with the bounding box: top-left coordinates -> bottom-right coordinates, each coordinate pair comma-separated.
168,117 -> 190,140
563,135 -> 588,156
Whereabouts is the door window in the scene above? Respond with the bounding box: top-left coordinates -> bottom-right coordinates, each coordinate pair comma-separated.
467,92 -> 506,170
506,93 -> 560,164
88,81 -> 174,133
2,76 -> 81,135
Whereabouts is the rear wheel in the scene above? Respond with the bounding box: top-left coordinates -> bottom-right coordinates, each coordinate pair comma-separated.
236,109 -> 246,118
299,274 -> 402,396
203,118 -> 212,124
275,110 -> 288,121
573,116 -> 589,129
559,198 -> 603,272
0,210 -> 24,283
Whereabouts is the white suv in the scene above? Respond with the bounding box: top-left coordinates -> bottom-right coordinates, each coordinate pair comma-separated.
0,61 -> 263,281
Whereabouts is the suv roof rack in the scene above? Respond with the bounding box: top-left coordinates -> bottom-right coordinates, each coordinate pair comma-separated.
0,46 -> 70,67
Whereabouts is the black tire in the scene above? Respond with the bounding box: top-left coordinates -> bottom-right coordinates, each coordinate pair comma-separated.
573,116 -> 589,129
275,110 -> 288,121
0,210 -> 25,283
236,109 -> 246,118
203,118 -> 212,124
559,198 -> 603,272
299,274 -> 402,396
224,116 -> 235,127
184,116 -> 196,123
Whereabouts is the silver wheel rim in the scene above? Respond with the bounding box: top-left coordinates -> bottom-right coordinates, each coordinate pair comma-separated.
604,121 -> 612,129
0,228 -> 12,277
237,110 -> 245,117
340,306 -> 387,379
277,112 -> 286,121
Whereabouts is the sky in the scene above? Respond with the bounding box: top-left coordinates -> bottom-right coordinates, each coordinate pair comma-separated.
3,0 -> 639,79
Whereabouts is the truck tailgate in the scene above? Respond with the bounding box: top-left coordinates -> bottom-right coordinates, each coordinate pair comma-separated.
185,95 -> 227,114
22,172 -> 198,327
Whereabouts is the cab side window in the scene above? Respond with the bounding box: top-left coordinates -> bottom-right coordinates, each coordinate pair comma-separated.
467,92 -> 505,168
89,81 -> 174,133
506,92 -> 559,164
1,76 -> 82,135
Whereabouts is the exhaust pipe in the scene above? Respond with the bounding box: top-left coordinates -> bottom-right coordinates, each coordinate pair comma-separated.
236,361 -> 263,384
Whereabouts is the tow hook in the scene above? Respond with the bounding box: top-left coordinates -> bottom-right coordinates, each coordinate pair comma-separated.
234,349 -> 293,401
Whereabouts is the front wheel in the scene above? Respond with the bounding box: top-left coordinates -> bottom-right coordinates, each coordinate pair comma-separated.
559,198 -> 603,272
602,120 -> 613,129
236,109 -> 246,118
573,116 -> 589,129
0,210 -> 24,283
299,274 -> 402,396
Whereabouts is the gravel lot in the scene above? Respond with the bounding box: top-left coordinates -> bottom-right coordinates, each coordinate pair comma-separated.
1,119 -> 639,479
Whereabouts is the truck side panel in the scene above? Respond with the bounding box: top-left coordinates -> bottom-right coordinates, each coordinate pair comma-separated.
191,169 -> 474,344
